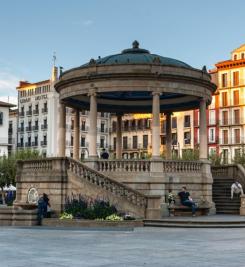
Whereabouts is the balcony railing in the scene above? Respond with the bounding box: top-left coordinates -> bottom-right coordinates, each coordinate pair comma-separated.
42,108 -> 48,113
41,124 -> 48,130
26,126 -> 32,132
32,125 -> 39,131
32,142 -> 39,147
17,143 -> 24,148
18,127 -> 24,133
25,142 -> 32,147
41,140 -> 47,146
19,111 -> 25,117
219,118 -> 242,126
26,110 -> 32,116
33,109 -> 39,115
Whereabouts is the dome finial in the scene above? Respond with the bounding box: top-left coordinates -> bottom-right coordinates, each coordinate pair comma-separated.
132,40 -> 139,49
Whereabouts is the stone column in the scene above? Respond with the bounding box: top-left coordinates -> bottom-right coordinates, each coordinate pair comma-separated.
58,103 -> 66,157
116,114 -> 122,159
152,92 -> 161,159
88,92 -> 98,159
73,109 -> 80,160
199,98 -> 208,160
165,112 -> 172,160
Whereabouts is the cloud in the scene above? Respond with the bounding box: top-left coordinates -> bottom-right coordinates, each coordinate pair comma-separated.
0,71 -> 19,98
83,20 -> 94,26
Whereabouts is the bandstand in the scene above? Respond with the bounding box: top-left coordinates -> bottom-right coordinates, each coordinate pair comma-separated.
14,41 -> 217,219
53,41 -> 217,217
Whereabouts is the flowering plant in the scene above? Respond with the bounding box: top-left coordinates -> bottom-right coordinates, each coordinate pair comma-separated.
167,192 -> 175,204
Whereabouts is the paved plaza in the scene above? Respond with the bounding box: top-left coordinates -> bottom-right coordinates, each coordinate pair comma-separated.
0,226 -> 245,267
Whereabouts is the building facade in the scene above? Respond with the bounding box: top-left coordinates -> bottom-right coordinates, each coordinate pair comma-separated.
0,101 -> 15,156
16,67 -> 110,158
109,111 -> 195,159
214,44 -> 245,163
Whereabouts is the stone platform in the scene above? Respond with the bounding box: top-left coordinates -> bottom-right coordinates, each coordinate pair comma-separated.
144,215 -> 245,228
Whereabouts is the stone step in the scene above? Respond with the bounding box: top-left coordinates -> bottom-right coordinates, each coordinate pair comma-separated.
144,222 -> 245,228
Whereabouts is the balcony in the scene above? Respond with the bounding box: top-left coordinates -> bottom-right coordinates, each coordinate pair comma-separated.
41,140 -> 47,146
8,128 -> 13,135
41,124 -> 48,130
18,127 -> 24,133
17,143 -> 24,148
33,109 -> 39,115
26,126 -> 32,132
19,111 -> 25,117
219,117 -> 242,126
25,142 -> 32,147
32,125 -> 39,131
26,110 -> 32,116
81,126 -> 89,132
32,142 -> 39,147
42,108 -> 48,114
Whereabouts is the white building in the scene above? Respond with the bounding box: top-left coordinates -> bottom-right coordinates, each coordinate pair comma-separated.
16,67 -> 110,158
8,108 -> 18,155
0,101 -> 15,157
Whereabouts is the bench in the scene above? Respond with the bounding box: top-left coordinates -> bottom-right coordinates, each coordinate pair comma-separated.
168,204 -> 209,216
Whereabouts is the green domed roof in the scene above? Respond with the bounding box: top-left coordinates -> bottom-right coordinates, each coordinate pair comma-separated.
83,41 -> 192,69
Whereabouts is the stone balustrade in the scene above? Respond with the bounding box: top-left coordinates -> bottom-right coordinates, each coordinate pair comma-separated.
67,158 -> 147,207
95,159 -> 201,173
97,160 -> 151,172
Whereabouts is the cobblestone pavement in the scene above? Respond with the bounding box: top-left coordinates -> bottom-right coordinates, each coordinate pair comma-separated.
0,226 -> 245,267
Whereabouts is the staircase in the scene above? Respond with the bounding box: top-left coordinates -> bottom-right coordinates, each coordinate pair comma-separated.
211,165 -> 245,214
212,176 -> 240,214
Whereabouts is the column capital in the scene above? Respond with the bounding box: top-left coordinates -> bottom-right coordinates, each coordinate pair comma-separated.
152,91 -> 162,96
88,89 -> 97,97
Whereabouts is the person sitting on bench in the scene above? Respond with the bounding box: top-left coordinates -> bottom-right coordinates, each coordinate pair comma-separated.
231,181 -> 244,199
178,186 -> 196,216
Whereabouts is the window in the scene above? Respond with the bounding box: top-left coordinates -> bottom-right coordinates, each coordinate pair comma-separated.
221,73 -> 227,87
234,129 -> 240,144
209,110 -> 216,125
162,120 -> 166,133
81,121 -> 86,131
184,131 -> 191,144
222,111 -> 228,125
131,120 -> 136,131
100,138 -> 105,148
71,120 -> 74,130
234,54 -> 237,60
0,112 -> 3,125
223,130 -> 228,144
233,90 -> 239,105
71,136 -> 73,146
101,122 -> 105,133
209,128 -> 215,143
113,137 -> 116,150
143,135 -> 148,149
234,109 -> 240,124
34,136 -> 38,146
222,149 -> 229,164
132,136 -> 138,149
233,71 -> 239,86
81,137 -> 85,147
28,136 -> 31,146
172,133 -> 177,145
172,117 -> 177,129
123,136 -> 128,149
184,115 -> 190,128
242,53 -> 245,59
123,120 -> 129,131
112,121 -> 117,132
235,148 -> 241,158
222,92 -> 228,106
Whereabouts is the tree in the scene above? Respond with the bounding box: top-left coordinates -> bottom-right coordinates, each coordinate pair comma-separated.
0,149 -> 41,204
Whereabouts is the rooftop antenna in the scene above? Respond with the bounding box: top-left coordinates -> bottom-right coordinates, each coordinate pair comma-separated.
53,51 -> 57,66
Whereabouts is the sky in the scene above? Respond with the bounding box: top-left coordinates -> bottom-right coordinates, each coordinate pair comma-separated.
0,0 -> 244,103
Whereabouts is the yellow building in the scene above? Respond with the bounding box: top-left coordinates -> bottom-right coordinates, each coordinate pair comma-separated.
215,44 -> 245,163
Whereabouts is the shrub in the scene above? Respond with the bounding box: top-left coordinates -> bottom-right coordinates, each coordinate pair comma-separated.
63,194 -> 118,220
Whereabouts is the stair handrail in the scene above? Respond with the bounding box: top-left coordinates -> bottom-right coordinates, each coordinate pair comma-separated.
235,164 -> 245,188
67,157 -> 147,208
